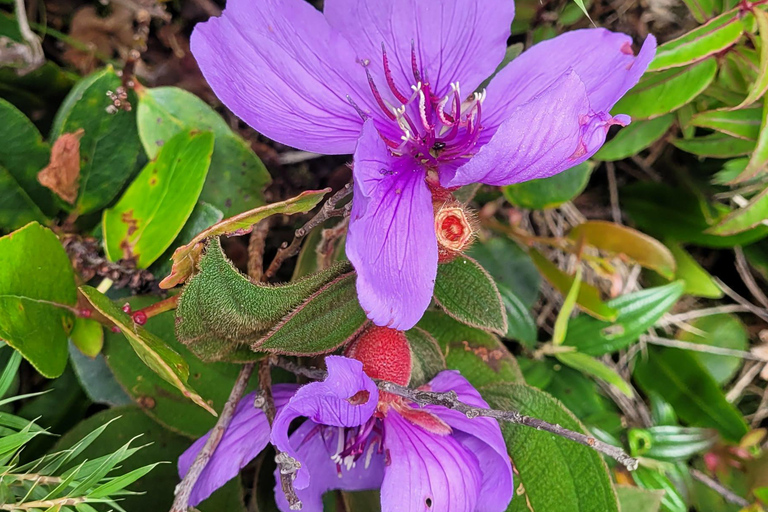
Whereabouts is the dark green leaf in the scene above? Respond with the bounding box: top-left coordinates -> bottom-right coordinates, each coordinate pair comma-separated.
467,237 -> 540,308
707,187 -> 768,235
498,284 -> 537,348
634,346 -> 748,442
50,67 -> 141,214
594,115 -> 674,161
680,0 -> 717,23
689,105 -> 762,140
649,9 -> 746,71
612,59 -> 718,119
562,282 -> 684,355
136,86 -> 271,216
103,129 -> 214,268
502,162 -> 592,210
730,94 -> 768,183
433,255 -> 507,334
176,238 -> 351,360
80,286 -> 214,415
628,426 -> 717,461
68,344 -> 131,407
0,222 -> 76,378
254,273 -> 367,356
631,466 -> 687,512
736,8 -> 768,108
405,327 -> 446,387
615,485 -> 664,512
678,314 -> 748,384
417,311 -> 523,388
482,383 -> 619,512
672,132 -> 756,157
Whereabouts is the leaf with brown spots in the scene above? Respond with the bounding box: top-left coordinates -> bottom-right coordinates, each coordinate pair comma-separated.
37,129 -> 83,204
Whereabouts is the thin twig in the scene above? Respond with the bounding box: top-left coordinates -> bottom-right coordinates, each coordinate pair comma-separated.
9,0 -> 44,74
248,219 -> 272,281
714,278 -> 768,322
272,357 -> 639,471
690,469 -> 750,507
735,247 -> 768,309
171,363 -> 255,512
660,305 -> 752,325
264,183 -> 353,280
605,162 -> 623,225
726,361 -> 766,403
256,360 -> 302,510
0,497 -> 86,510
642,335 -> 768,361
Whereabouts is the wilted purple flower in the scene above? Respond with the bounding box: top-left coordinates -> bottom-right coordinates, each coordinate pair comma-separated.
192,0 -> 656,330
178,356 -> 512,511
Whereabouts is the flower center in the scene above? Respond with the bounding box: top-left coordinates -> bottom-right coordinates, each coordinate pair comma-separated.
350,42 -> 486,167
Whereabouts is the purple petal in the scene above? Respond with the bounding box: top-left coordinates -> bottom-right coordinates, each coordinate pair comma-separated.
324,0 -> 514,98
483,29 -> 656,130
381,408 -> 483,511
191,0 -> 381,154
271,356 -> 378,489
422,371 -> 513,512
442,70 -> 625,187
346,120 -> 437,330
274,420 -> 385,512
178,385 -> 298,507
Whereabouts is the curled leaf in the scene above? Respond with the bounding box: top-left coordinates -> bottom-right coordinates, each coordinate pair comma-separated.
37,128 -> 83,204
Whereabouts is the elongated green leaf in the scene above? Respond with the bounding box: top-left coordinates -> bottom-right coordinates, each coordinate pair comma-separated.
555,351 -> 633,397
0,222 -> 76,378
615,485 -> 664,512
176,238 -> 351,360
136,86 -> 271,216
160,189 -> 329,288
634,346 -> 748,442
417,311 -> 523,388
481,383 -> 619,512
678,314 -> 748,385
405,327 -> 445,387
631,466 -> 688,512
569,221 -> 677,279
665,242 -> 723,298
50,67 -> 141,214
649,9 -> 746,71
79,286 -> 215,415
628,426 -> 717,461
529,249 -> 618,321
498,284 -> 537,348
736,8 -> 768,108
103,130 -> 213,268
563,282 -> 684,355
689,105 -> 762,140
732,94 -> 768,183
613,59 -> 718,119
502,162 -> 592,210
254,273 -> 367,355
672,132 -> 756,157
467,237 -> 540,307
594,115 -> 674,161
433,255 -> 507,334
707,187 -> 768,235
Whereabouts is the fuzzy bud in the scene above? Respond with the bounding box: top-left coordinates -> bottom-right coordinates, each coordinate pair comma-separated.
435,202 -> 475,263
345,325 -> 412,386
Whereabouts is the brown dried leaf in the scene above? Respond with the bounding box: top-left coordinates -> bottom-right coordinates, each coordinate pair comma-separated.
38,129 -> 84,204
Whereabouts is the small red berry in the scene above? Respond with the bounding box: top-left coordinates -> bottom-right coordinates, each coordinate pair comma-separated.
78,309 -> 92,318
132,311 -> 148,325
122,303 -> 132,314
345,325 -> 412,386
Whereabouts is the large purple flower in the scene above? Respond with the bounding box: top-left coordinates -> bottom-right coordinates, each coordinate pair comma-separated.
178,356 -> 512,511
192,0 -> 656,330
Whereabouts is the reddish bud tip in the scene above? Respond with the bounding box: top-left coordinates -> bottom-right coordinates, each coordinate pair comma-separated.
111,326 -> 121,333
435,203 -> 475,263
345,325 -> 412,386
132,311 -> 148,325
122,303 -> 132,314
78,309 -> 92,318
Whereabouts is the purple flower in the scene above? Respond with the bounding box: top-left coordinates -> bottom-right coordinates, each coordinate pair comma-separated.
191,0 -> 657,331
178,356 -> 512,511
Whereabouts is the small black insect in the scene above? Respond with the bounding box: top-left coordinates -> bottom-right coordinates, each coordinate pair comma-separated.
432,141 -> 446,151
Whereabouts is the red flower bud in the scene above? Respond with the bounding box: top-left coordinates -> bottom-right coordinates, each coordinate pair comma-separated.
345,325 -> 412,387
435,203 -> 475,263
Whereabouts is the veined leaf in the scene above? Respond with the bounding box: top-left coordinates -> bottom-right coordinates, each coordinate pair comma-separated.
555,351 -> 633,397
672,132 -> 756,157
628,426 -> 718,461
735,7 -> 768,108
594,115 -> 674,161
707,187 -> 768,235
631,466 -> 688,512
689,105 -> 762,140
502,162 -> 592,210
731,94 -> 768,182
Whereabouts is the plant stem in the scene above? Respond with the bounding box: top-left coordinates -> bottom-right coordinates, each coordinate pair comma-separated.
690,469 -> 750,507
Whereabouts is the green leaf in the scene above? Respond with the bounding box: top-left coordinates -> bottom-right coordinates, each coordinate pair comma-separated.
69,317 -> 103,358
417,311 -> 523,388
628,426 -> 717,461
501,162 -> 592,210
176,238 -> 352,361
678,314 -> 748,385
405,327 -> 445,387
665,242 -> 723,298
481,383 -> 619,512
612,59 -> 718,119
552,267 -> 582,346
731,92 -> 768,183
634,346 -> 748,443
555,351 -> 633,397
0,222 -> 76,378
433,255 -> 507,334
254,273 -> 367,356
136,85 -> 271,217
689,105 -> 762,140
680,0 -> 717,23
568,221 -> 677,279
622,182 -> 768,247
160,189 -> 329,289
467,237 -> 540,308
736,8 -> 768,108
498,284 -> 537,348
68,345 -> 131,407
529,248 -> 618,321
562,282 -> 684,355
615,485 -> 664,512
707,187 -> 768,235
0,98 -> 53,228
672,132 -> 756,157
648,8 -> 746,71
54,406 -> 245,511
103,295 -> 248,437
102,129 -> 214,268
79,286 -> 215,415
594,115 -> 674,161
631,466 -> 688,512
50,67 -> 141,214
